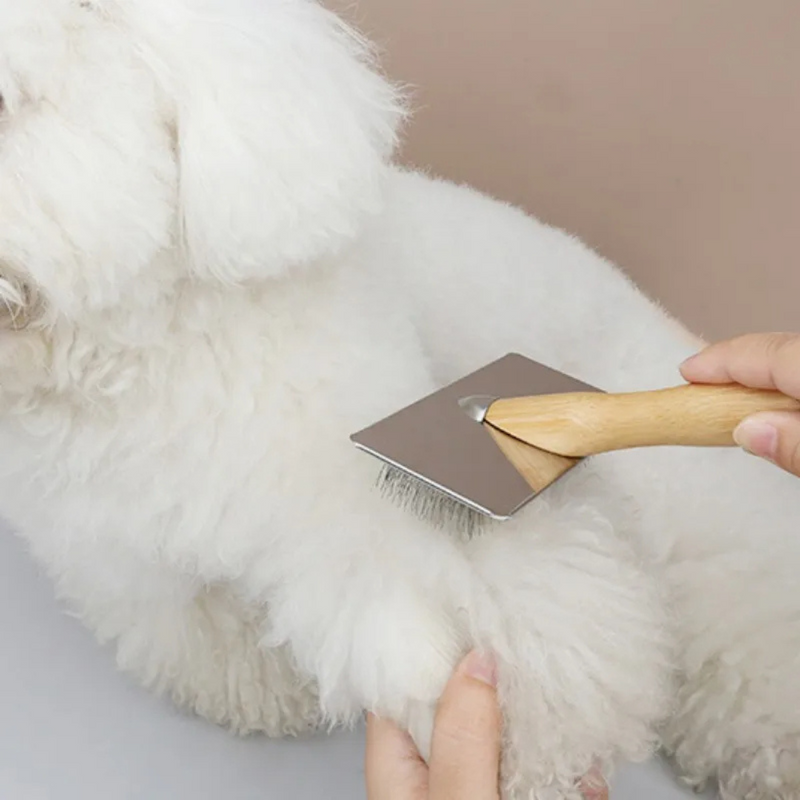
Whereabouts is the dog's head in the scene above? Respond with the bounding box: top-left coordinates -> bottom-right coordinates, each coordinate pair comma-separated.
0,0 -> 402,330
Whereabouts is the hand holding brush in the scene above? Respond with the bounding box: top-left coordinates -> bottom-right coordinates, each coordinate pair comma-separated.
680,331 -> 800,478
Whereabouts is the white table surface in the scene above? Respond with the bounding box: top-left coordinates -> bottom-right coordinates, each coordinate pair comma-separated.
0,522 -> 714,799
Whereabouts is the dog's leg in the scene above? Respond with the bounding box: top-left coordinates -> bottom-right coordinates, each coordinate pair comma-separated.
591,439 -> 800,796
464,472 -> 675,799
52,545 -> 319,737
652,449 -> 800,798
246,436 -> 671,796
258,475 -> 673,798
256,495 -> 471,750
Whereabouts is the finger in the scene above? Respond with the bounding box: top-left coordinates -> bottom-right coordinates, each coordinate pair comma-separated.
734,411 -> 800,477
428,650 -> 502,800
579,766 -> 610,799
365,713 -> 429,800
581,783 -> 610,800
680,332 -> 800,399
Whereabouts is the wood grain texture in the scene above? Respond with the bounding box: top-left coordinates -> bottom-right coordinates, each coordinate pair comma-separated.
485,384 -> 800,458
485,424 -> 579,493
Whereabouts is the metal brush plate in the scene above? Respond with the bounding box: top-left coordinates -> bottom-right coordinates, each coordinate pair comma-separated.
350,353 -> 599,520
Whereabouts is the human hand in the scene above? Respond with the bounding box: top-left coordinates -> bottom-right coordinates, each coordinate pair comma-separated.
681,332 -> 800,476
365,650 -> 608,800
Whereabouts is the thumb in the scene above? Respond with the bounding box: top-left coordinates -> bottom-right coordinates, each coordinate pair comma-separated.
734,411 -> 800,477
428,650 -> 502,800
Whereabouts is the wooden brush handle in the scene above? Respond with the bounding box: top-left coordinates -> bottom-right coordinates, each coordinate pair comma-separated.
484,383 -> 800,458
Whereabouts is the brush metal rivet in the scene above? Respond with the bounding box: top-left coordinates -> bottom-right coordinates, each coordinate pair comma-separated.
458,395 -> 496,424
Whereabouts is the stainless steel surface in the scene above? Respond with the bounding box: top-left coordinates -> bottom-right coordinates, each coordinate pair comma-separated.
351,353 -> 598,520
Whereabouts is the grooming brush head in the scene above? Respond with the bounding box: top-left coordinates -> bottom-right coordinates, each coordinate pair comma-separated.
375,463 -> 488,538
352,353 -> 599,533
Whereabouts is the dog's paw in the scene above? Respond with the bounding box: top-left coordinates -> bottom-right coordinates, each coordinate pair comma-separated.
344,602 -> 465,754
180,644 -> 322,738
664,597 -> 800,799
716,736 -> 800,800
501,777 -> 595,800
498,682 -> 613,800
117,584 -> 322,738
160,631 -> 322,738
500,767 -> 608,800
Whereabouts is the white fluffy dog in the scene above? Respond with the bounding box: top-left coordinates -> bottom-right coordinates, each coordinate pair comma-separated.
1,1 -> 798,797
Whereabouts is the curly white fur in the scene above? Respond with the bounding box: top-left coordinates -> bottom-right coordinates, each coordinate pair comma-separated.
0,2 -> 798,797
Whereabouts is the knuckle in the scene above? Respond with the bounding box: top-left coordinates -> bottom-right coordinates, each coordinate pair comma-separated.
437,717 -> 497,748
741,332 -> 800,396
433,699 -> 500,751
774,336 -> 800,398
759,332 -> 794,354
785,427 -> 800,477
743,332 -> 791,375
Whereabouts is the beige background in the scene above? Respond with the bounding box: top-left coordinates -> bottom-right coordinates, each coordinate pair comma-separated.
330,0 -> 799,340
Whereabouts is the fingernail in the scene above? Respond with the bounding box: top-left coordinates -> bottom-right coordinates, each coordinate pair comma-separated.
680,354 -> 699,370
460,650 -> 498,687
580,767 -> 609,799
734,417 -> 779,460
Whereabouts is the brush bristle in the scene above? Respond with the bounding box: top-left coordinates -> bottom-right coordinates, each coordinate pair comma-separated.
376,464 -> 488,538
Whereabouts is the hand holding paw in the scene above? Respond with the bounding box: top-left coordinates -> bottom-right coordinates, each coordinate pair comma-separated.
365,651 -> 608,800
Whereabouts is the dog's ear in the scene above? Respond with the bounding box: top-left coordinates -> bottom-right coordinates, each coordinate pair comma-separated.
126,0 -> 404,283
